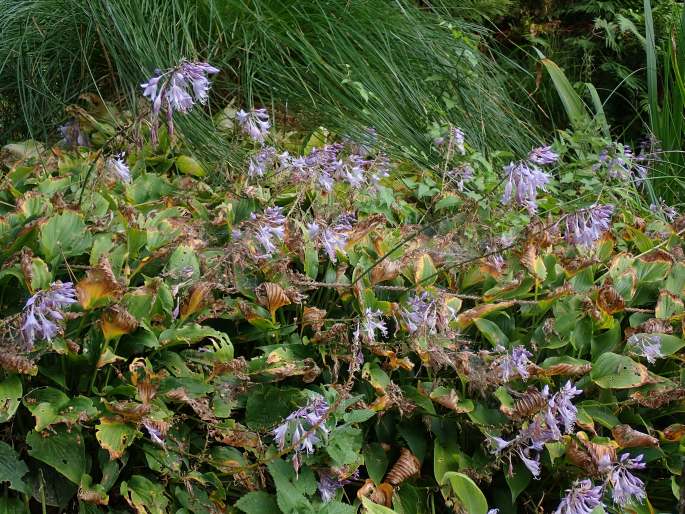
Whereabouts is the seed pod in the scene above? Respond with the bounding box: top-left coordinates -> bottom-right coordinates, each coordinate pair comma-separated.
544,362 -> 592,377
501,388 -> 547,420
0,352 -> 37,375
385,448 -> 421,486
255,282 -> 291,318
612,424 -> 659,448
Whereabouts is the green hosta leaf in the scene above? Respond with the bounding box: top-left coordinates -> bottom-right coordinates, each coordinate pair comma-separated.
665,261 -> 685,297
167,245 -> 200,280
304,243 -> 319,280
590,353 -> 650,389
96,419 -> 140,460
120,475 -> 169,514
627,334 -> 685,357
505,463 -> 531,503
26,256 -> 51,292
0,375 -> 22,423
343,409 -> 375,424
23,388 -> 97,430
442,472 -> 488,514
0,442 -> 30,494
245,386 -> 302,430
236,491 -> 281,514
39,212 -> 92,263
27,426 -> 86,484
364,443 -> 389,485
159,324 -> 232,356
361,497 -> 397,514
126,174 -> 173,204
655,290 -> 684,319
175,155 -> 206,177
473,318 -> 508,347
78,475 -> 109,507
0,497 -> 28,513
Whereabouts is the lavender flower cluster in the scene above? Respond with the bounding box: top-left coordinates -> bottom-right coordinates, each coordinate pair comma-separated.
317,470 -> 359,503
106,153 -> 132,184
272,396 -> 330,472
594,142 -> 646,183
308,213 -> 356,263
141,61 -> 219,143
501,145 -> 557,214
354,308 -> 388,343
564,204 -> 614,247
491,381 -> 582,478
252,206 -> 286,259
555,454 -> 647,513
494,345 -> 533,382
627,333 -> 663,364
21,281 -> 77,348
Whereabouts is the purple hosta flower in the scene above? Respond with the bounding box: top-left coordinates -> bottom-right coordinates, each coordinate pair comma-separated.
517,447 -> 542,477
59,118 -> 89,148
402,293 -> 438,334
495,345 -> 533,382
487,510 -> 500,514
248,145 -> 278,177
528,145 -> 559,166
317,470 -> 358,502
548,381 -> 582,434
21,281 -> 77,348
564,204 -> 614,247
501,161 -> 551,214
605,454 -> 647,507
140,61 -> 219,143
356,308 -> 388,342
433,136 -> 446,147
272,396 -> 330,472
254,206 -> 286,258
453,127 -> 466,155
650,200 -> 678,222
594,143 -> 638,180
448,164 -> 474,192
306,222 -> 321,240
554,479 -> 604,514
236,108 -> 270,142
107,154 -> 132,183
319,213 -> 354,263
142,420 -> 165,446
627,333 -> 663,364
369,154 -> 391,187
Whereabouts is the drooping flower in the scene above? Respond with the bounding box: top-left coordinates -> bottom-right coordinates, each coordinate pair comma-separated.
402,293 -> 438,335
627,334 -> 663,364
253,206 -> 286,258
528,145 -> 559,166
355,308 -> 388,343
448,164 -> 474,192
495,345 -> 533,382
453,127 -> 466,155
142,420 -> 165,446
564,204 -> 614,247
248,146 -> 278,177
107,154 -> 132,183
318,213 -> 354,263
554,479 -> 604,514
140,61 -> 219,143
236,108 -> 271,142
605,454 -> 647,507
650,200 -> 678,222
317,470 -> 358,502
21,281 -> 78,348
272,396 -> 330,472
501,161 -> 551,213
594,143 -> 641,181
548,381 -> 583,434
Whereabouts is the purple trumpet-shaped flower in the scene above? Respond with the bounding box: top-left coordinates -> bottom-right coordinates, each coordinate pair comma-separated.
21,281 -> 77,348
355,308 -> 388,343
248,146 -> 277,177
142,420 -> 165,446
627,334 -> 663,364
448,164 -> 474,192
548,381 -> 582,434
402,293 -> 438,335
236,108 -> 270,142
501,161 -> 551,214
317,470 -> 358,502
272,396 -> 330,472
605,454 -> 647,507
564,204 -> 614,247
650,200 -> 678,222
528,145 -> 559,165
107,154 -> 132,183
318,213 -> 354,263
253,206 -> 286,258
594,143 -> 640,180
140,61 -> 219,144
495,345 -> 533,382
453,127 -> 466,155
554,479 -> 604,514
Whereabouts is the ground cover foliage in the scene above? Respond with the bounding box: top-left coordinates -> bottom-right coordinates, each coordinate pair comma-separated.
1,1 -> 685,514
0,57 -> 684,513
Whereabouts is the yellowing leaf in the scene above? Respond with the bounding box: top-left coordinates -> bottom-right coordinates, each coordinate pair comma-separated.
414,253 -> 437,287
76,257 -> 122,310
456,301 -> 515,329
96,419 -> 139,460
